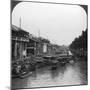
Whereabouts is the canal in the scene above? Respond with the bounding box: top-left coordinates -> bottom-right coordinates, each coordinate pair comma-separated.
12,57 -> 87,89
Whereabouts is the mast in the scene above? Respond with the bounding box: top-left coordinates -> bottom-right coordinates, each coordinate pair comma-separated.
38,29 -> 40,37
19,17 -> 21,29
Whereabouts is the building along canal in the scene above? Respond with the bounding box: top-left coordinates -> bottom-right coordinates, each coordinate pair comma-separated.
12,54 -> 87,89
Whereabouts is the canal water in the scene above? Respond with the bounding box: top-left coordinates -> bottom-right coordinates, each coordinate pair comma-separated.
12,58 -> 87,89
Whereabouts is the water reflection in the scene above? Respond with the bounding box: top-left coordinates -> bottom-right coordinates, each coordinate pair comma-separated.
50,65 -> 66,79
12,60 -> 87,89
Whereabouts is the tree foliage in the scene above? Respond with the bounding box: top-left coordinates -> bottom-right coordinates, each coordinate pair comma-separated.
70,29 -> 87,51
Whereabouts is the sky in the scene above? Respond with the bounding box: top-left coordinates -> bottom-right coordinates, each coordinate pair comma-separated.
12,2 -> 87,46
